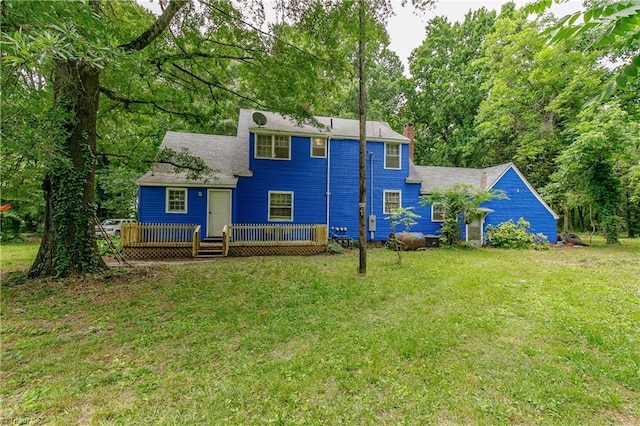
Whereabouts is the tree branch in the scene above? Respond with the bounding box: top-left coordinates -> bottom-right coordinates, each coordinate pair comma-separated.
99,86 -> 201,119
119,0 -> 188,52
171,62 -> 269,108
152,51 -> 255,65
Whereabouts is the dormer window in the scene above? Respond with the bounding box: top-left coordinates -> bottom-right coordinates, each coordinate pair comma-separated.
255,134 -> 290,160
385,143 -> 401,169
311,138 -> 327,158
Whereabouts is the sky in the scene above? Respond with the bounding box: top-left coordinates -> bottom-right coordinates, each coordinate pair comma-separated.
139,0 -> 584,72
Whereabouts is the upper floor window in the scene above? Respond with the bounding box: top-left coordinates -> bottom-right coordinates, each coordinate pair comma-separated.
311,138 -> 327,158
385,143 -> 401,169
268,191 -> 293,221
256,134 -> 291,160
166,188 -> 187,213
432,203 -> 445,222
384,190 -> 401,214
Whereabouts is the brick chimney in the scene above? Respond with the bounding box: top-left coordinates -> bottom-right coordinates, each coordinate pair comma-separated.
403,123 -> 415,163
480,171 -> 488,189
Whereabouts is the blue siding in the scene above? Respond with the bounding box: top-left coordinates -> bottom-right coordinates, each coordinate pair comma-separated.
236,134 -> 421,241
483,167 -> 557,242
328,140 -> 427,241
140,128 -> 557,246
327,138 -> 359,238
138,186 -> 233,240
236,134 -> 328,224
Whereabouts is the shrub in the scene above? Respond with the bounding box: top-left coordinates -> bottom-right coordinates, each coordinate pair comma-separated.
326,240 -> 345,255
97,235 -> 122,256
485,218 -> 545,249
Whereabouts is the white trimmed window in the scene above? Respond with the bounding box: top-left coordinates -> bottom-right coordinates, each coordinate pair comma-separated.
311,138 -> 327,158
166,188 -> 187,213
385,143 -> 401,169
432,203 -> 445,222
256,134 -> 291,159
383,190 -> 401,214
268,191 -> 293,221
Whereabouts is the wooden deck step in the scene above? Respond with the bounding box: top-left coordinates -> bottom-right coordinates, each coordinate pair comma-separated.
198,242 -> 223,258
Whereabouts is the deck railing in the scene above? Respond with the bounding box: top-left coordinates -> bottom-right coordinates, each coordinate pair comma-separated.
192,225 -> 201,257
122,222 -> 327,258
225,224 -> 328,247
121,223 -> 198,247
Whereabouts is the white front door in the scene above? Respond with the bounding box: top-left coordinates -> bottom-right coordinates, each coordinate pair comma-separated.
207,190 -> 231,238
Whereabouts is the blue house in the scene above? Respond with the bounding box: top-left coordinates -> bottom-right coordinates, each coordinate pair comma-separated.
137,109 -> 558,246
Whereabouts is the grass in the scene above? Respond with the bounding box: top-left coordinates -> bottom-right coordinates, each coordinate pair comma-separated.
0,242 -> 40,273
1,239 -> 639,424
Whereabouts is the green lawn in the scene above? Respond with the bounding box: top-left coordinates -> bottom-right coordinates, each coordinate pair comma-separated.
0,242 -> 40,273
2,241 -> 639,424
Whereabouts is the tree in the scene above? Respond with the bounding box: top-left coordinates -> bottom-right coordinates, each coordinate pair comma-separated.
1,0 -> 349,278
419,184 -> 504,247
551,103 -> 640,243
474,5 -> 606,190
407,7 -> 497,167
2,0 -> 196,277
527,0 -> 640,100
385,206 -> 421,263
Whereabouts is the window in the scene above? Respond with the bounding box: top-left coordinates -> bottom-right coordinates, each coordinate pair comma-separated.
311,138 -> 327,158
432,203 -> 445,222
269,191 -> 293,221
385,143 -> 401,169
255,134 -> 291,159
384,190 -> 401,214
166,188 -> 187,213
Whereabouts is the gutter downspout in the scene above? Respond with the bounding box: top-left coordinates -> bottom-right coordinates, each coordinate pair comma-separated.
326,138 -> 331,233
369,151 -> 374,241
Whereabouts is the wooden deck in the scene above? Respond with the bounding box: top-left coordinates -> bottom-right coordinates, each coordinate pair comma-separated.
223,224 -> 328,256
121,223 -> 327,259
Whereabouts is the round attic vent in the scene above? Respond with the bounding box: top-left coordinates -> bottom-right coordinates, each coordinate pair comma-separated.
252,111 -> 267,126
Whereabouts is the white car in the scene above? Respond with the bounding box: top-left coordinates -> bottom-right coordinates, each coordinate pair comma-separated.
95,219 -> 137,237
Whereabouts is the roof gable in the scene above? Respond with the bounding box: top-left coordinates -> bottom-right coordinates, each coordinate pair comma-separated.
491,165 -> 559,220
412,162 -> 558,220
137,131 -> 249,187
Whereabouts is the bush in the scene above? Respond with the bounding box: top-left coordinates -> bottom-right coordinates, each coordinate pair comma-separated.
326,240 -> 345,255
97,235 -> 123,256
486,218 -> 547,249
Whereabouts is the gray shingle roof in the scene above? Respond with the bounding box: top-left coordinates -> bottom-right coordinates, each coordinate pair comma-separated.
241,109 -> 409,143
137,131 -> 249,187
412,163 -> 512,193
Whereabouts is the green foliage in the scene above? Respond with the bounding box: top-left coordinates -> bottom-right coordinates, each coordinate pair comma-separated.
49,144 -> 103,277
420,184 -> 504,247
326,239 -> 346,255
475,7 -> 605,189
527,0 -> 640,100
551,102 -> 639,244
96,236 -> 122,257
95,167 -> 139,219
486,218 -> 546,249
408,8 -> 497,167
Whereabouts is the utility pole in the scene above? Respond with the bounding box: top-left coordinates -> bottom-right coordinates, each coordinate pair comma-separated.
358,0 -> 367,274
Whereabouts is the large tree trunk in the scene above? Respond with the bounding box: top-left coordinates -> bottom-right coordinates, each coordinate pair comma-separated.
28,60 -> 106,278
